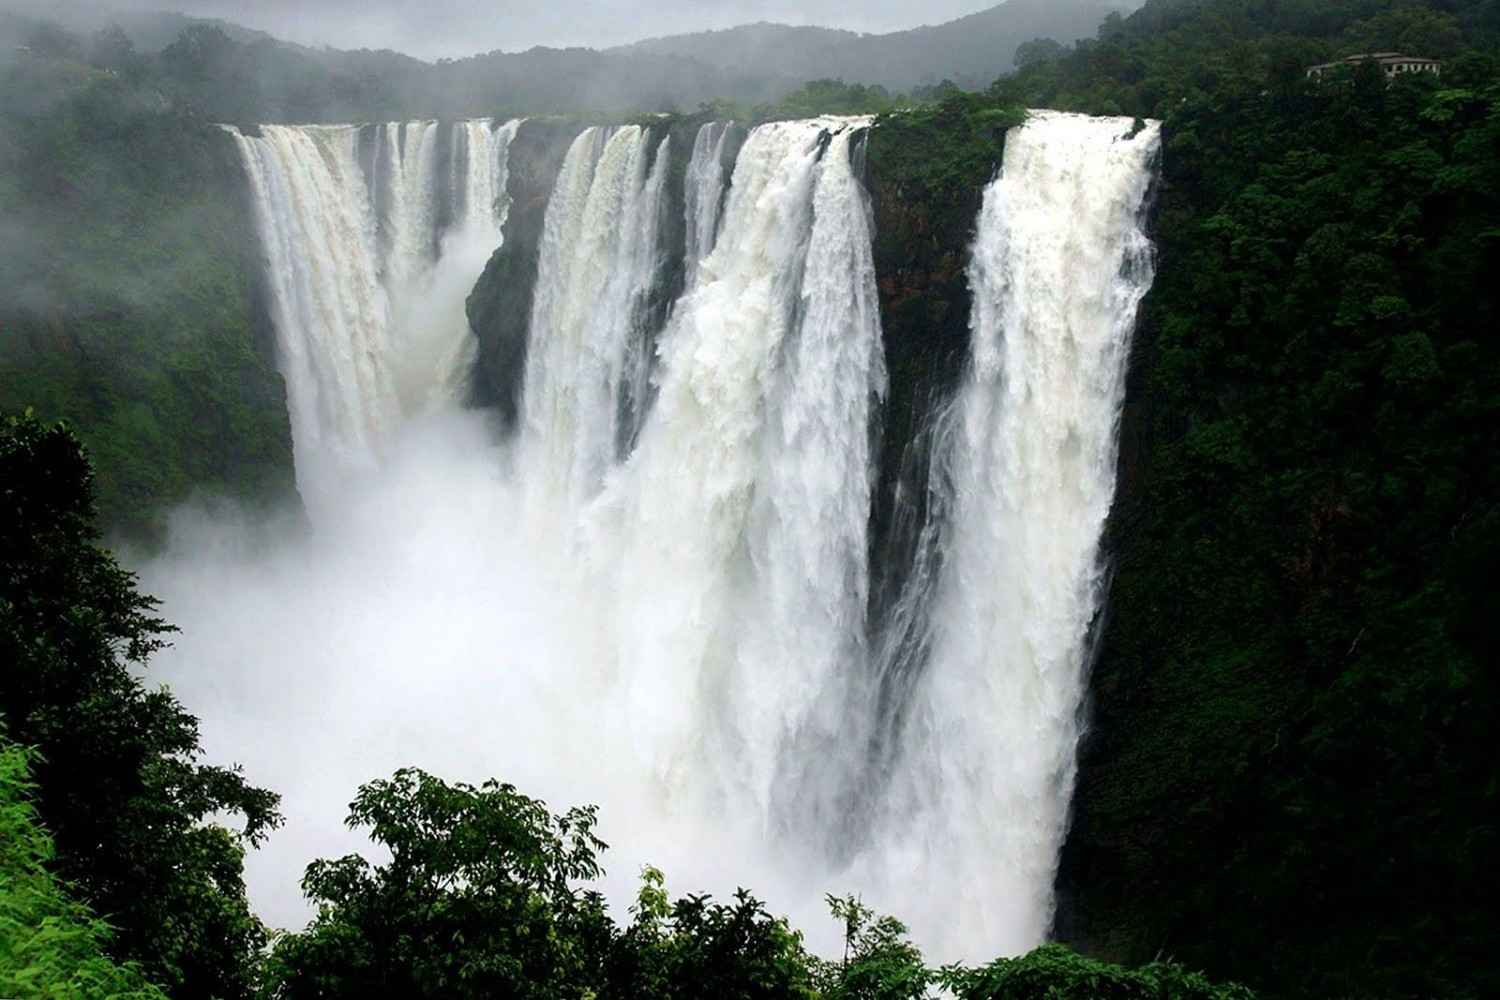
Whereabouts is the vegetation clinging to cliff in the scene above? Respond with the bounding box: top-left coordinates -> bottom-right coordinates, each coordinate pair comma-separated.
0,50 -> 293,540
973,3 -> 1500,998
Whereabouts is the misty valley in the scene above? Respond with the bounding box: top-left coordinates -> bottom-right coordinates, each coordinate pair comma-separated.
2,2 -> 1498,1000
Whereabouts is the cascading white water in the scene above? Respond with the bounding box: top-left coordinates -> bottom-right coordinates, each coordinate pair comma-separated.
421,118 -> 523,406
455,118 -> 523,243
578,120 -> 882,821
869,110 -> 1161,957
226,118 -> 521,508
380,120 -> 442,293
683,121 -> 734,285
735,124 -> 885,840
226,124 -> 397,502
179,110 -> 1161,964
520,125 -> 670,514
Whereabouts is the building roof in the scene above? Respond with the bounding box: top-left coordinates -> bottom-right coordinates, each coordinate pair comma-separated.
1307,52 -> 1442,74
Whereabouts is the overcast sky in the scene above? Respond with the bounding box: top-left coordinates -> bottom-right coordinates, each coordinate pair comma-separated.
83,1 -> 1029,60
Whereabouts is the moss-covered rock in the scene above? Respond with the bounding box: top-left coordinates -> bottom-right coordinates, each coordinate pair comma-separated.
863,98 -> 1021,617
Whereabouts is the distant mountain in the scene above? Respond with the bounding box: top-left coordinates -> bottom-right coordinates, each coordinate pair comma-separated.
2,0 -> 1139,120
620,0 -> 1138,90
2,0 -> 278,51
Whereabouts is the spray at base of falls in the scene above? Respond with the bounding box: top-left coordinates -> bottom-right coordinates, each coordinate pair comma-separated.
154,111 -> 1160,962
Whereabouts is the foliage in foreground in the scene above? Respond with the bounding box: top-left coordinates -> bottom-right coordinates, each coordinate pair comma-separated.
941,945 -> 1255,1000
0,737 -> 168,999
258,766 -> 1252,1000
0,412 -> 281,999
0,410 -> 1255,999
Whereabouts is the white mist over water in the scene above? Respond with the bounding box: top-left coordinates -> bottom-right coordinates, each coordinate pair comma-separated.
145,112 -> 1159,962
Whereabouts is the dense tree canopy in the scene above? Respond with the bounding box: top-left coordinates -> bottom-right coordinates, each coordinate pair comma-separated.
259,767 -> 1253,1000
0,413 -> 281,998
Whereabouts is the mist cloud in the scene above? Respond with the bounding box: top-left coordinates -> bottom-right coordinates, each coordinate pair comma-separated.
132,411 -> 870,955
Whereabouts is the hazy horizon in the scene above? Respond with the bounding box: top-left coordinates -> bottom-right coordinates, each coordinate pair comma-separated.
8,0 -> 1137,61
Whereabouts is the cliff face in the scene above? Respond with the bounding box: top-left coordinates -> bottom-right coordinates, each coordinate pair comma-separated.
861,103 -> 1015,636
465,119 -> 581,428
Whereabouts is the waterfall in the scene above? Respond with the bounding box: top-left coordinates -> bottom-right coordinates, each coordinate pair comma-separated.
227,124 -> 396,501
227,119 -> 521,508
379,120 -> 442,293
683,121 -> 735,285
455,118 -> 523,243
872,110 -> 1161,956
208,110 -> 1161,963
520,126 -> 671,514
586,118 -> 883,827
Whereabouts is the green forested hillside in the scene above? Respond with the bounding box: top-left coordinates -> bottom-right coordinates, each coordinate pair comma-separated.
0,48 -> 293,539
964,2 -> 1500,997
621,0 -> 1134,91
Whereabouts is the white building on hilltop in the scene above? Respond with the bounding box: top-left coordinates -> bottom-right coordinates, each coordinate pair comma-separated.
1307,52 -> 1442,80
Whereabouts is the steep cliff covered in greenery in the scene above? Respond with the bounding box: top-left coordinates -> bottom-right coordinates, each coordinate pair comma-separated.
0,52 -> 293,539
982,2 -> 1500,997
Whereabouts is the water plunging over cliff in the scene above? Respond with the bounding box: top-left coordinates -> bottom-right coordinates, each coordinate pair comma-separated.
179,110 -> 1158,961
226,118 -> 520,510
520,125 -> 671,512
867,110 -> 1161,952
683,120 -> 735,285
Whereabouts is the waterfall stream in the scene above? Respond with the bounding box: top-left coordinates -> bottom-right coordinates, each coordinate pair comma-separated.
869,111 -> 1162,951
